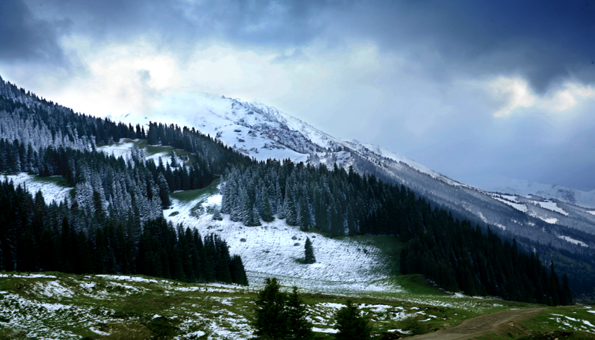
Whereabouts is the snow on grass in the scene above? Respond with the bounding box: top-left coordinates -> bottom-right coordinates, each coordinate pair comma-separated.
33,281 -> 75,299
548,314 -> 595,333
96,274 -> 160,284
164,193 -> 401,296
0,272 -> 543,339
145,152 -> 171,165
3,173 -> 71,204
536,200 -> 569,216
0,273 -> 56,279
0,292 -> 113,339
312,327 -> 339,333
180,330 -> 206,338
557,235 -> 589,247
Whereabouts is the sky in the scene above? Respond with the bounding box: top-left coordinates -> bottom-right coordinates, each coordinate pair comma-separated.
1,0 -> 595,191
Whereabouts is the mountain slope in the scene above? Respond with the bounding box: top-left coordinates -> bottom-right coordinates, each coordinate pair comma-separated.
2,75 -> 593,298
119,94 -> 595,257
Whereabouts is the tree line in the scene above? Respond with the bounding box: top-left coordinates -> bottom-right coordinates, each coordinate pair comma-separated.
0,179 -> 247,285
400,222 -> 573,305
220,160 -> 574,305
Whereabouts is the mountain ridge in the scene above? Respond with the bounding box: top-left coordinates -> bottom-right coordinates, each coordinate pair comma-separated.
116,93 -> 595,252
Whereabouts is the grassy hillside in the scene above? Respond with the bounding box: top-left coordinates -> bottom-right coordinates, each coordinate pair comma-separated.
0,273 -> 593,339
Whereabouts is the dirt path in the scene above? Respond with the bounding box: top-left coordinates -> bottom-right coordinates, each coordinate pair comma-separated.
407,308 -> 546,340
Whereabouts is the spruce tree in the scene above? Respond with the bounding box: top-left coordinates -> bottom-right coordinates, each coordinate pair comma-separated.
286,286 -> 314,340
261,195 -> 274,222
304,237 -> 316,264
334,300 -> 372,340
252,278 -> 289,339
252,278 -> 312,340
156,172 -> 171,208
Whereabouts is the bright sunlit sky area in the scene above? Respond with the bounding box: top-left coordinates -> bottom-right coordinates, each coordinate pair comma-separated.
2,0 -> 595,190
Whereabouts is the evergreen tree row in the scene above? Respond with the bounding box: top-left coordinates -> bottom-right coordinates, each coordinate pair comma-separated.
400,223 -> 573,305
0,179 -> 247,285
221,160 -> 439,238
220,160 -> 574,305
0,134 -> 236,219
0,86 -> 144,151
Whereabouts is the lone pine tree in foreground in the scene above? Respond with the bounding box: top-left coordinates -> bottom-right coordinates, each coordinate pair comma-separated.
334,300 -> 372,340
252,278 -> 313,340
304,237 -> 316,264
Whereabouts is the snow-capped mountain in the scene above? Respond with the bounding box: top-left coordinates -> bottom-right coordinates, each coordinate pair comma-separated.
118,93 -> 595,255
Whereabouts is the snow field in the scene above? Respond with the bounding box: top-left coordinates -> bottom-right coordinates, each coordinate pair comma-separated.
557,235 -> 589,247
164,192 -> 401,296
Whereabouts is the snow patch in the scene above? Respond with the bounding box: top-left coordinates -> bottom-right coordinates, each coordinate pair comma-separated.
557,235 -> 588,247
536,201 -> 569,216
96,275 -> 160,284
97,141 -> 136,160
492,195 -> 528,212
2,173 -> 71,204
0,273 -> 57,279
312,327 -> 339,333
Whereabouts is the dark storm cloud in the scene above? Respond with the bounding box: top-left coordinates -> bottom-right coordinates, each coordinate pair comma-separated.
335,0 -> 595,93
18,0 -> 595,93
26,0 -> 343,49
0,0 -> 66,63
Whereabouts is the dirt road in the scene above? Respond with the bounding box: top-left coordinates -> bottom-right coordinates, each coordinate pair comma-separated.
407,308 -> 546,340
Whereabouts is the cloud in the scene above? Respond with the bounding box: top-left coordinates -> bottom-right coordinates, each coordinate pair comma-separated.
0,0 -> 66,63
488,78 -> 537,117
331,0 -> 595,93
13,0 -> 595,94
4,0 -> 595,190
487,77 -> 595,117
24,0 -> 341,51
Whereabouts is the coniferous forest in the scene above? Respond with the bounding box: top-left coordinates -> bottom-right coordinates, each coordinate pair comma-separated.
220,161 -> 574,305
0,75 -> 581,303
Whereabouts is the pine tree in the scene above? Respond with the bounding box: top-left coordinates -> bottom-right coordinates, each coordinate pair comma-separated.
261,195 -> 274,222
304,237 -> 316,264
252,278 -> 289,339
156,172 -> 171,208
170,151 -> 179,168
252,278 -> 312,340
285,193 -> 298,226
333,300 -> 372,340
230,255 -> 249,285
286,286 -> 314,340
